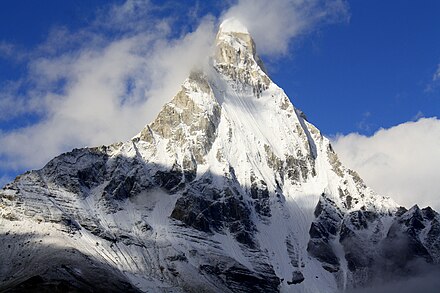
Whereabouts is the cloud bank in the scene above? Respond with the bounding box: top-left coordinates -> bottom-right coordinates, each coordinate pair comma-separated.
332,117 -> 440,210
0,0 -> 348,176
0,13 -> 216,170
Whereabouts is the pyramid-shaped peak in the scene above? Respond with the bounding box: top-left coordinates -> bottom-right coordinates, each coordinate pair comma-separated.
215,17 -> 269,81
215,17 -> 262,71
219,17 -> 249,34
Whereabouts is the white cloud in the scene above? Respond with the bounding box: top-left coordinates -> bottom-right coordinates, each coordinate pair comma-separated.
356,111 -> 373,132
433,64 -> 440,82
0,42 -> 18,59
332,117 -> 440,210
425,63 -> 440,92
222,0 -> 349,56
0,2 -> 216,171
0,0 -> 348,174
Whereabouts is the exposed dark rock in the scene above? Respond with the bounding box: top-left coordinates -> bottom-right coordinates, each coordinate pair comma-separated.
309,222 -> 329,239
171,193 -> 212,232
167,253 -> 188,262
77,162 -> 106,191
154,165 -> 183,191
307,239 -> 339,266
422,207 -> 437,221
60,216 -> 81,233
42,148 -> 110,197
322,264 -> 339,273
395,206 -> 408,217
308,194 -> 343,270
171,184 -> 256,247
287,271 -> 305,284
250,176 -> 271,217
104,175 -> 136,200
199,262 -> 280,293
314,198 -> 323,217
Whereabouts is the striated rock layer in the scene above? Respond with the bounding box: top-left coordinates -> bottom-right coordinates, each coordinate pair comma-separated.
1,18 -> 439,293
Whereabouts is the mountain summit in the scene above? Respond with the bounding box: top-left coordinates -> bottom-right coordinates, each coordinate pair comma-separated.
1,19 -> 439,293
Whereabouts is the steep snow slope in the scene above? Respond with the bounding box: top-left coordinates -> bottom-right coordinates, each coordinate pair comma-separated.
1,18 -> 439,293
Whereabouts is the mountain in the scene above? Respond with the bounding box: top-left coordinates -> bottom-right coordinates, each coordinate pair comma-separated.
1,18 -> 439,293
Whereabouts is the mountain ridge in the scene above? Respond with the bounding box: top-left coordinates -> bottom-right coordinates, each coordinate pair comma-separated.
1,18 -> 439,293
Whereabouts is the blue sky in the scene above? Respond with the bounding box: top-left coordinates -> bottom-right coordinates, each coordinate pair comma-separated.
275,0 -> 440,135
0,0 -> 439,208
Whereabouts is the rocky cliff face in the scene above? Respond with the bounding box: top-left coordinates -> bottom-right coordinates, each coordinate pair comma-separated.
1,18 -> 439,293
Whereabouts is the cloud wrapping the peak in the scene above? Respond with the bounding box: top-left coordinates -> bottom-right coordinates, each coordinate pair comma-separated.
0,0 -> 348,176
222,0 -> 349,56
332,117 -> 440,210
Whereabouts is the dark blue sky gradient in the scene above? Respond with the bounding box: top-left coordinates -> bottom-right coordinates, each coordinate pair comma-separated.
271,0 -> 440,134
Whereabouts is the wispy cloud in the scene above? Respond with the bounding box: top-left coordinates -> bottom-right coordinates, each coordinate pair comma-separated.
433,64 -> 440,81
222,0 -> 349,56
0,0 -> 348,173
332,117 -> 440,210
424,63 -> 440,93
0,41 -> 27,62
356,111 -> 373,132
0,1 -> 216,171
412,110 -> 424,121
0,42 -> 18,59
0,80 -> 44,121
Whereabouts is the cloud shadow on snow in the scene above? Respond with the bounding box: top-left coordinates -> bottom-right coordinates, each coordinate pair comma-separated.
1,144 -> 439,293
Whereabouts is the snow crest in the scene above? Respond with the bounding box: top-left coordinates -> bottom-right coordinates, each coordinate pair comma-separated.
219,18 -> 249,34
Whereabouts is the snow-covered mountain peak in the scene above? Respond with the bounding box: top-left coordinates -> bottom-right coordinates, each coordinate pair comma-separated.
214,18 -> 268,83
219,17 -> 249,34
1,14 -> 439,293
